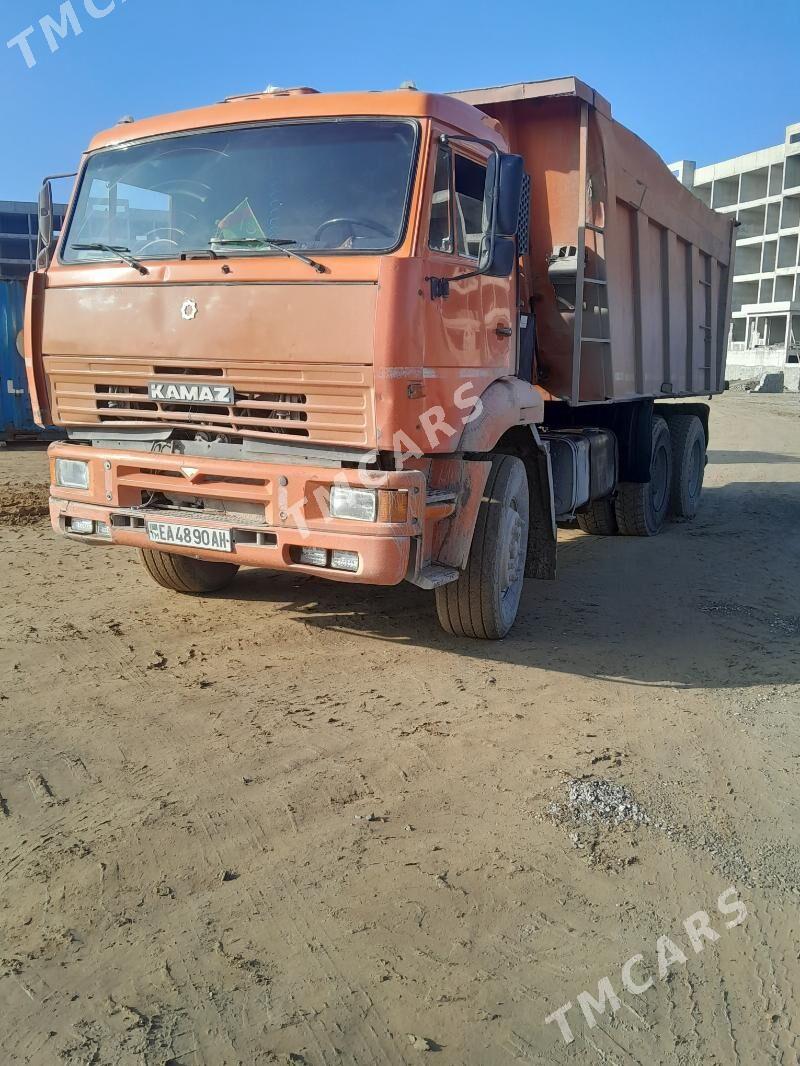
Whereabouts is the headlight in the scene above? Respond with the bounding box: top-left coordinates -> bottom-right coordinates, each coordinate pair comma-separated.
55,458 -> 90,490
329,486 -> 377,522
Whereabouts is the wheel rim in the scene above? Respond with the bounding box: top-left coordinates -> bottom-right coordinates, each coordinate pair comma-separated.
500,496 -> 525,603
650,441 -> 669,514
687,438 -> 702,497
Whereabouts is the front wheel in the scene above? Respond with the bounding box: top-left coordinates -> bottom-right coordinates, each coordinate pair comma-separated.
435,455 -> 529,639
139,549 -> 239,594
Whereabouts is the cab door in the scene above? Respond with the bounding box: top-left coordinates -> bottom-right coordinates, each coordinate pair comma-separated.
423,138 -> 487,373
422,136 -> 516,377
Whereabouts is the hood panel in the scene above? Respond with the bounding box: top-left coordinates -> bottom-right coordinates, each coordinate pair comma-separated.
42,281 -> 377,364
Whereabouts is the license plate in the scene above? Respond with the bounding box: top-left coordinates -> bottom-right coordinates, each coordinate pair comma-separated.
146,521 -> 232,552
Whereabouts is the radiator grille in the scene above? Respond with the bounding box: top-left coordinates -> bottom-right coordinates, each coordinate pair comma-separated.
45,359 -> 376,448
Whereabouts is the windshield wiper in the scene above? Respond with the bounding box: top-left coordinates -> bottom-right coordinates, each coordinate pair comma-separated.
209,237 -> 325,274
72,243 -> 149,274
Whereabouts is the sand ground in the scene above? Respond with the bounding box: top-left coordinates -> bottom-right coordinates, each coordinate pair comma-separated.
1,391 -> 799,1065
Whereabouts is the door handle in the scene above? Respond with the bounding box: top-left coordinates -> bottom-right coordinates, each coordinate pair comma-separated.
495,325 -> 513,337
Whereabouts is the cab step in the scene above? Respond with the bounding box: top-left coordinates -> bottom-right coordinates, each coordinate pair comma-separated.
414,563 -> 460,589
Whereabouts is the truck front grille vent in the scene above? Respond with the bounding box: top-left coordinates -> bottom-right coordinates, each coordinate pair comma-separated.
152,365 -> 224,377
96,384 -> 155,411
93,386 -> 310,437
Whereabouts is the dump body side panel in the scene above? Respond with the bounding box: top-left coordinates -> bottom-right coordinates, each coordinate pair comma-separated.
451,80 -> 735,403
603,112 -> 733,398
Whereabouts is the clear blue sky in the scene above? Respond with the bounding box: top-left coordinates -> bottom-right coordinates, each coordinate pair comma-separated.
1,0 -> 798,202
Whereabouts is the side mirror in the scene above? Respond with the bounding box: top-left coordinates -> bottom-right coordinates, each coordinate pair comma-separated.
477,152 -> 525,278
479,235 -> 517,278
37,180 -> 54,270
484,152 -> 524,238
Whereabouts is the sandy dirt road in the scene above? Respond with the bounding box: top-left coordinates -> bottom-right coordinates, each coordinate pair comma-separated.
1,392 -> 799,1065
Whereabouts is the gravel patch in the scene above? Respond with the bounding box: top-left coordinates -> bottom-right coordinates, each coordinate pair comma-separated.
548,776 -> 650,827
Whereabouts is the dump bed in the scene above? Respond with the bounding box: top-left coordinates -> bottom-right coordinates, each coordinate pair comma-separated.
452,79 -> 735,404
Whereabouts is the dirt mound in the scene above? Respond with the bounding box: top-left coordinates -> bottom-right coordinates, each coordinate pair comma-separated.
0,482 -> 50,526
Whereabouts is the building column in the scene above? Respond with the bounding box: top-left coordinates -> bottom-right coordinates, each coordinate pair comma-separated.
786,312 -> 791,365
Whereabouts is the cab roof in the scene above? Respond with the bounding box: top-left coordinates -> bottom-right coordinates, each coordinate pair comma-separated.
86,88 -> 502,153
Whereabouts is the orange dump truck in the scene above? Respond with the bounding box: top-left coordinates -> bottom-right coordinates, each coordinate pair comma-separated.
25,77 -> 734,638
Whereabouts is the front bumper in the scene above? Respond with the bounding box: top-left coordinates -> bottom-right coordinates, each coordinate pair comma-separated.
48,443 -> 427,585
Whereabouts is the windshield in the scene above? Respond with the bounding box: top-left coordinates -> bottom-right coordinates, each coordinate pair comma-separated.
61,119 -> 418,263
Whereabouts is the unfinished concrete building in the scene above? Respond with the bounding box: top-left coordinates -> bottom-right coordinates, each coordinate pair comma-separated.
671,122 -> 800,387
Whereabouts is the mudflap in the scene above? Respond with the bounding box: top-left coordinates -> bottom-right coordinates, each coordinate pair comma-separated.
525,436 -> 557,580
436,459 -> 492,570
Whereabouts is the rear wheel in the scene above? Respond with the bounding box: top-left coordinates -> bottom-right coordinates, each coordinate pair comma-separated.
577,498 -> 618,535
667,414 -> 706,519
139,549 -> 239,594
615,415 -> 672,536
435,455 -> 529,639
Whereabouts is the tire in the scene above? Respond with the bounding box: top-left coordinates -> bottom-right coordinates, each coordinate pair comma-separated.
435,455 -> 529,640
667,414 -> 706,519
577,498 -> 618,535
138,548 -> 239,594
614,415 -> 672,537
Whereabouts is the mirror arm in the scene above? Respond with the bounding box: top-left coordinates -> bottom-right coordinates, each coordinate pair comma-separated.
41,171 -> 78,183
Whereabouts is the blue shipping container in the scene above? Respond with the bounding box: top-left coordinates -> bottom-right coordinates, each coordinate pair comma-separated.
0,279 -> 57,441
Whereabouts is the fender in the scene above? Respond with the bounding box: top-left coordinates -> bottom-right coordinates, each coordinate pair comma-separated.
456,376 -> 544,455
451,379 -> 557,580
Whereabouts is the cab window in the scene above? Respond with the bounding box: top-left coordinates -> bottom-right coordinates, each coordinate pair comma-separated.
428,145 -> 452,253
427,145 -> 487,259
454,154 -> 487,258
